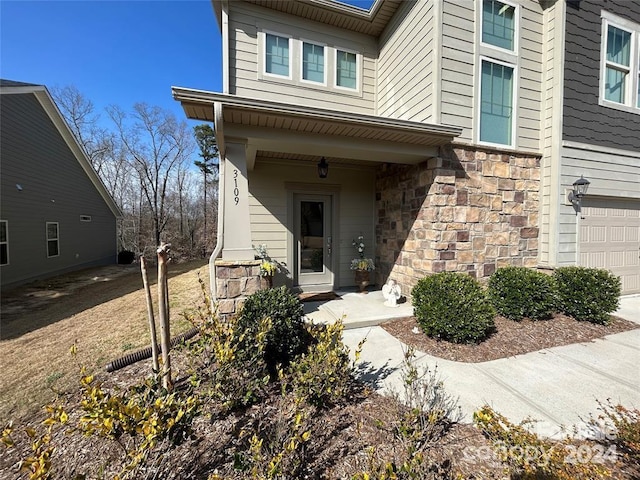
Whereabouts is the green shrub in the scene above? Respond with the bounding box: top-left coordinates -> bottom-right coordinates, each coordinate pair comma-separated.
554,267 -> 620,324
236,286 -> 311,374
411,272 -> 495,344
487,266 -> 556,321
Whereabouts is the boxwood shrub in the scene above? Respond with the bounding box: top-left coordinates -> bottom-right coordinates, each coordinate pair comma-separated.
553,266 -> 621,325
412,272 -> 495,344
487,266 -> 556,321
236,286 -> 311,374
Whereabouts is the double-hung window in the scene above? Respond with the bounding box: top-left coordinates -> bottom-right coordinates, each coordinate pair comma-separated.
335,49 -> 357,90
46,222 -> 59,258
479,0 -> 518,147
264,33 -> 291,77
0,220 -> 8,266
601,12 -> 640,111
302,42 -> 325,84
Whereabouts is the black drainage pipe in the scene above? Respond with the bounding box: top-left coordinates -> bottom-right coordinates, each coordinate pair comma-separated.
105,327 -> 200,373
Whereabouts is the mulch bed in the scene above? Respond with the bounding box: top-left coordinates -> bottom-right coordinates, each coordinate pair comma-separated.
381,313 -> 639,363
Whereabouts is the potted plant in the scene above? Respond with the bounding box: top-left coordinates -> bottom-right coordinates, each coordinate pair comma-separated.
254,244 -> 279,288
350,235 -> 375,293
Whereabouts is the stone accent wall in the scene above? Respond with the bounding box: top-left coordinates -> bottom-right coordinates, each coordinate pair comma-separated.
376,145 -> 540,295
214,259 -> 268,318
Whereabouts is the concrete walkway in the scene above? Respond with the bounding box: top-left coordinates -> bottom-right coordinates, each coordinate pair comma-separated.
307,292 -> 640,438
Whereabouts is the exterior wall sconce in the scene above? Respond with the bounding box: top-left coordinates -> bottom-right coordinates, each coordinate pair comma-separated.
317,157 -> 328,178
568,175 -> 590,212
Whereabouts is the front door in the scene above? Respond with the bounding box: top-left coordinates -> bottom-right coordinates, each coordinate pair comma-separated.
294,194 -> 333,289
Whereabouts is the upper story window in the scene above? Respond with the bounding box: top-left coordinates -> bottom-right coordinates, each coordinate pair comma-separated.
0,220 -> 8,266
264,33 -> 291,77
600,12 -> 639,112
46,222 -> 59,258
336,50 -> 358,90
480,59 -> 514,145
302,42 -> 325,84
482,0 -> 516,51
478,0 -> 518,147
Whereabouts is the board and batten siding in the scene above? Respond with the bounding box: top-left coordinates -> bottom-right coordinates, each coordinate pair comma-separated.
563,1 -> 640,151
228,1 -> 377,114
248,160 -> 376,288
377,0 -> 435,122
0,93 -> 117,288
557,143 -> 640,265
538,0 -> 564,266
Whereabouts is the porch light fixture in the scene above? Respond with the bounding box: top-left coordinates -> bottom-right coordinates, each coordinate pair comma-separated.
317,157 -> 329,179
568,175 -> 590,212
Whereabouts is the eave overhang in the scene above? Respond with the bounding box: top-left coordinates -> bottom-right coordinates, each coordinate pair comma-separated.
172,87 -> 461,167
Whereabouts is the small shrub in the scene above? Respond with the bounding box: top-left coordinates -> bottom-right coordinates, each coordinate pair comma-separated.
474,405 -> 611,479
554,267 -> 621,324
488,266 -> 556,321
236,286 -> 311,374
589,399 -> 640,470
412,272 -> 495,344
288,320 -> 361,408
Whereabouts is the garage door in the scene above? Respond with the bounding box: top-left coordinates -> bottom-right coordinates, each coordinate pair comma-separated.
580,198 -> 640,295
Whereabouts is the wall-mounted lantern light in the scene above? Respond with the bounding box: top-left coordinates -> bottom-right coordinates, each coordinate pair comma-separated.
568,175 -> 590,212
317,157 -> 329,179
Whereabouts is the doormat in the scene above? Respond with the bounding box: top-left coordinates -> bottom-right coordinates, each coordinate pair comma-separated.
298,291 -> 340,302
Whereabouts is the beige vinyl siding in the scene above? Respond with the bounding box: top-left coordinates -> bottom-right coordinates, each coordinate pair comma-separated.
248,159 -> 376,287
517,1 -> 544,151
557,143 -> 640,265
538,1 -> 562,265
228,2 -> 377,114
377,0 -> 435,121
440,0 -> 475,142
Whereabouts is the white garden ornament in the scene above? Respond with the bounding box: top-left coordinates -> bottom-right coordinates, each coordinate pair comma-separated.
382,278 -> 401,307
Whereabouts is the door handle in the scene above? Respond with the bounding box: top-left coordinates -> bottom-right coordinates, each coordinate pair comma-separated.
327,236 -> 332,255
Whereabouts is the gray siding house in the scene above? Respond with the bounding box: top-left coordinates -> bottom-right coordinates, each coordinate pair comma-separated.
172,0 -> 639,314
0,80 -> 121,289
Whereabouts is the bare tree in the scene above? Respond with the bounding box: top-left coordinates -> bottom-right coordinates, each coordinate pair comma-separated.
194,124 -> 219,255
108,103 -> 195,247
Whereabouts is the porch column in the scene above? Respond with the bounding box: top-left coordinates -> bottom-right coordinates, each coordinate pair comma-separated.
222,142 -> 254,260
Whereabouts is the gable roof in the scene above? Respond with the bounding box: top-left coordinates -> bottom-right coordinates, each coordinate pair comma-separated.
212,0 -> 403,36
0,80 -> 122,218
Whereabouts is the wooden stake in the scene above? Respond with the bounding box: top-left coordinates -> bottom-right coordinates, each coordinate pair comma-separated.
140,256 -> 160,373
157,242 -> 173,391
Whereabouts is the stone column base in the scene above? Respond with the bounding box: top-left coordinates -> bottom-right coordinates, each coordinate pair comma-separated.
215,259 -> 265,319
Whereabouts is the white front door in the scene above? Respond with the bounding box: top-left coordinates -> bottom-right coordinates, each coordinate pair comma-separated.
294,194 -> 333,290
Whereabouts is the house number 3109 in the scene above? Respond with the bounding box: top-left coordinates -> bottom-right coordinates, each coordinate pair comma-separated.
233,169 -> 239,205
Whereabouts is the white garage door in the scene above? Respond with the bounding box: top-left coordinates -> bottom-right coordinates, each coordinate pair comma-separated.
580,198 -> 640,295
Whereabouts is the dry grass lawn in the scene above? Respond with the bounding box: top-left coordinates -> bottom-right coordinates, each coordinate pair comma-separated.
0,259 -> 209,423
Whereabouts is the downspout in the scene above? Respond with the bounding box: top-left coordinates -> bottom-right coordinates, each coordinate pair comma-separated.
210,101 -> 226,299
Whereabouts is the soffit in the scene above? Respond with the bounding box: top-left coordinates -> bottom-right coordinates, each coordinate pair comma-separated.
239,0 -> 402,36
173,88 -> 461,164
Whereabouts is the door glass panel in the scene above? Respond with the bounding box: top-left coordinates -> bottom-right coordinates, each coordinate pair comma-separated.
300,201 -> 324,273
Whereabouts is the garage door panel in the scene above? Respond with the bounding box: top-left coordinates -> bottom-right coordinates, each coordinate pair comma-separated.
580,199 -> 640,295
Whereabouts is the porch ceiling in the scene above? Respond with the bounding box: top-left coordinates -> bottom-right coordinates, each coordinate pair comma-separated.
172,87 -> 462,165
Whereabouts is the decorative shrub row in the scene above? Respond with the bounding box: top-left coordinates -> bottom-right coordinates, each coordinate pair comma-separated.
412,266 -> 621,343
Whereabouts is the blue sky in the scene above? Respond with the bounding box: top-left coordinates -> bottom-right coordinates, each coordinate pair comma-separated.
1,0 -> 375,125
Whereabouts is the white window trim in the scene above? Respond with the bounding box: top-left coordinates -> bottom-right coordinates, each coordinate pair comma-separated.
480,0 -> 519,55
300,40 -> 327,86
261,30 -> 293,80
599,11 -> 640,114
46,221 -> 60,258
0,220 -> 8,266
333,47 -> 360,92
477,56 -> 518,148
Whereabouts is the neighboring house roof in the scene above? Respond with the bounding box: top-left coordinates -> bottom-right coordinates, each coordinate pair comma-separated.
172,87 -> 462,166
0,80 -> 122,218
212,0 -> 402,36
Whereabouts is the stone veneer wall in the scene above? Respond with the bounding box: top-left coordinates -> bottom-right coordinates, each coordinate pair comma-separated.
215,259 -> 268,318
376,145 -> 541,295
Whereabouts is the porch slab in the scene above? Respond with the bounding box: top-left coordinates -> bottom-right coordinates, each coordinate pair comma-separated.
303,289 -> 413,329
